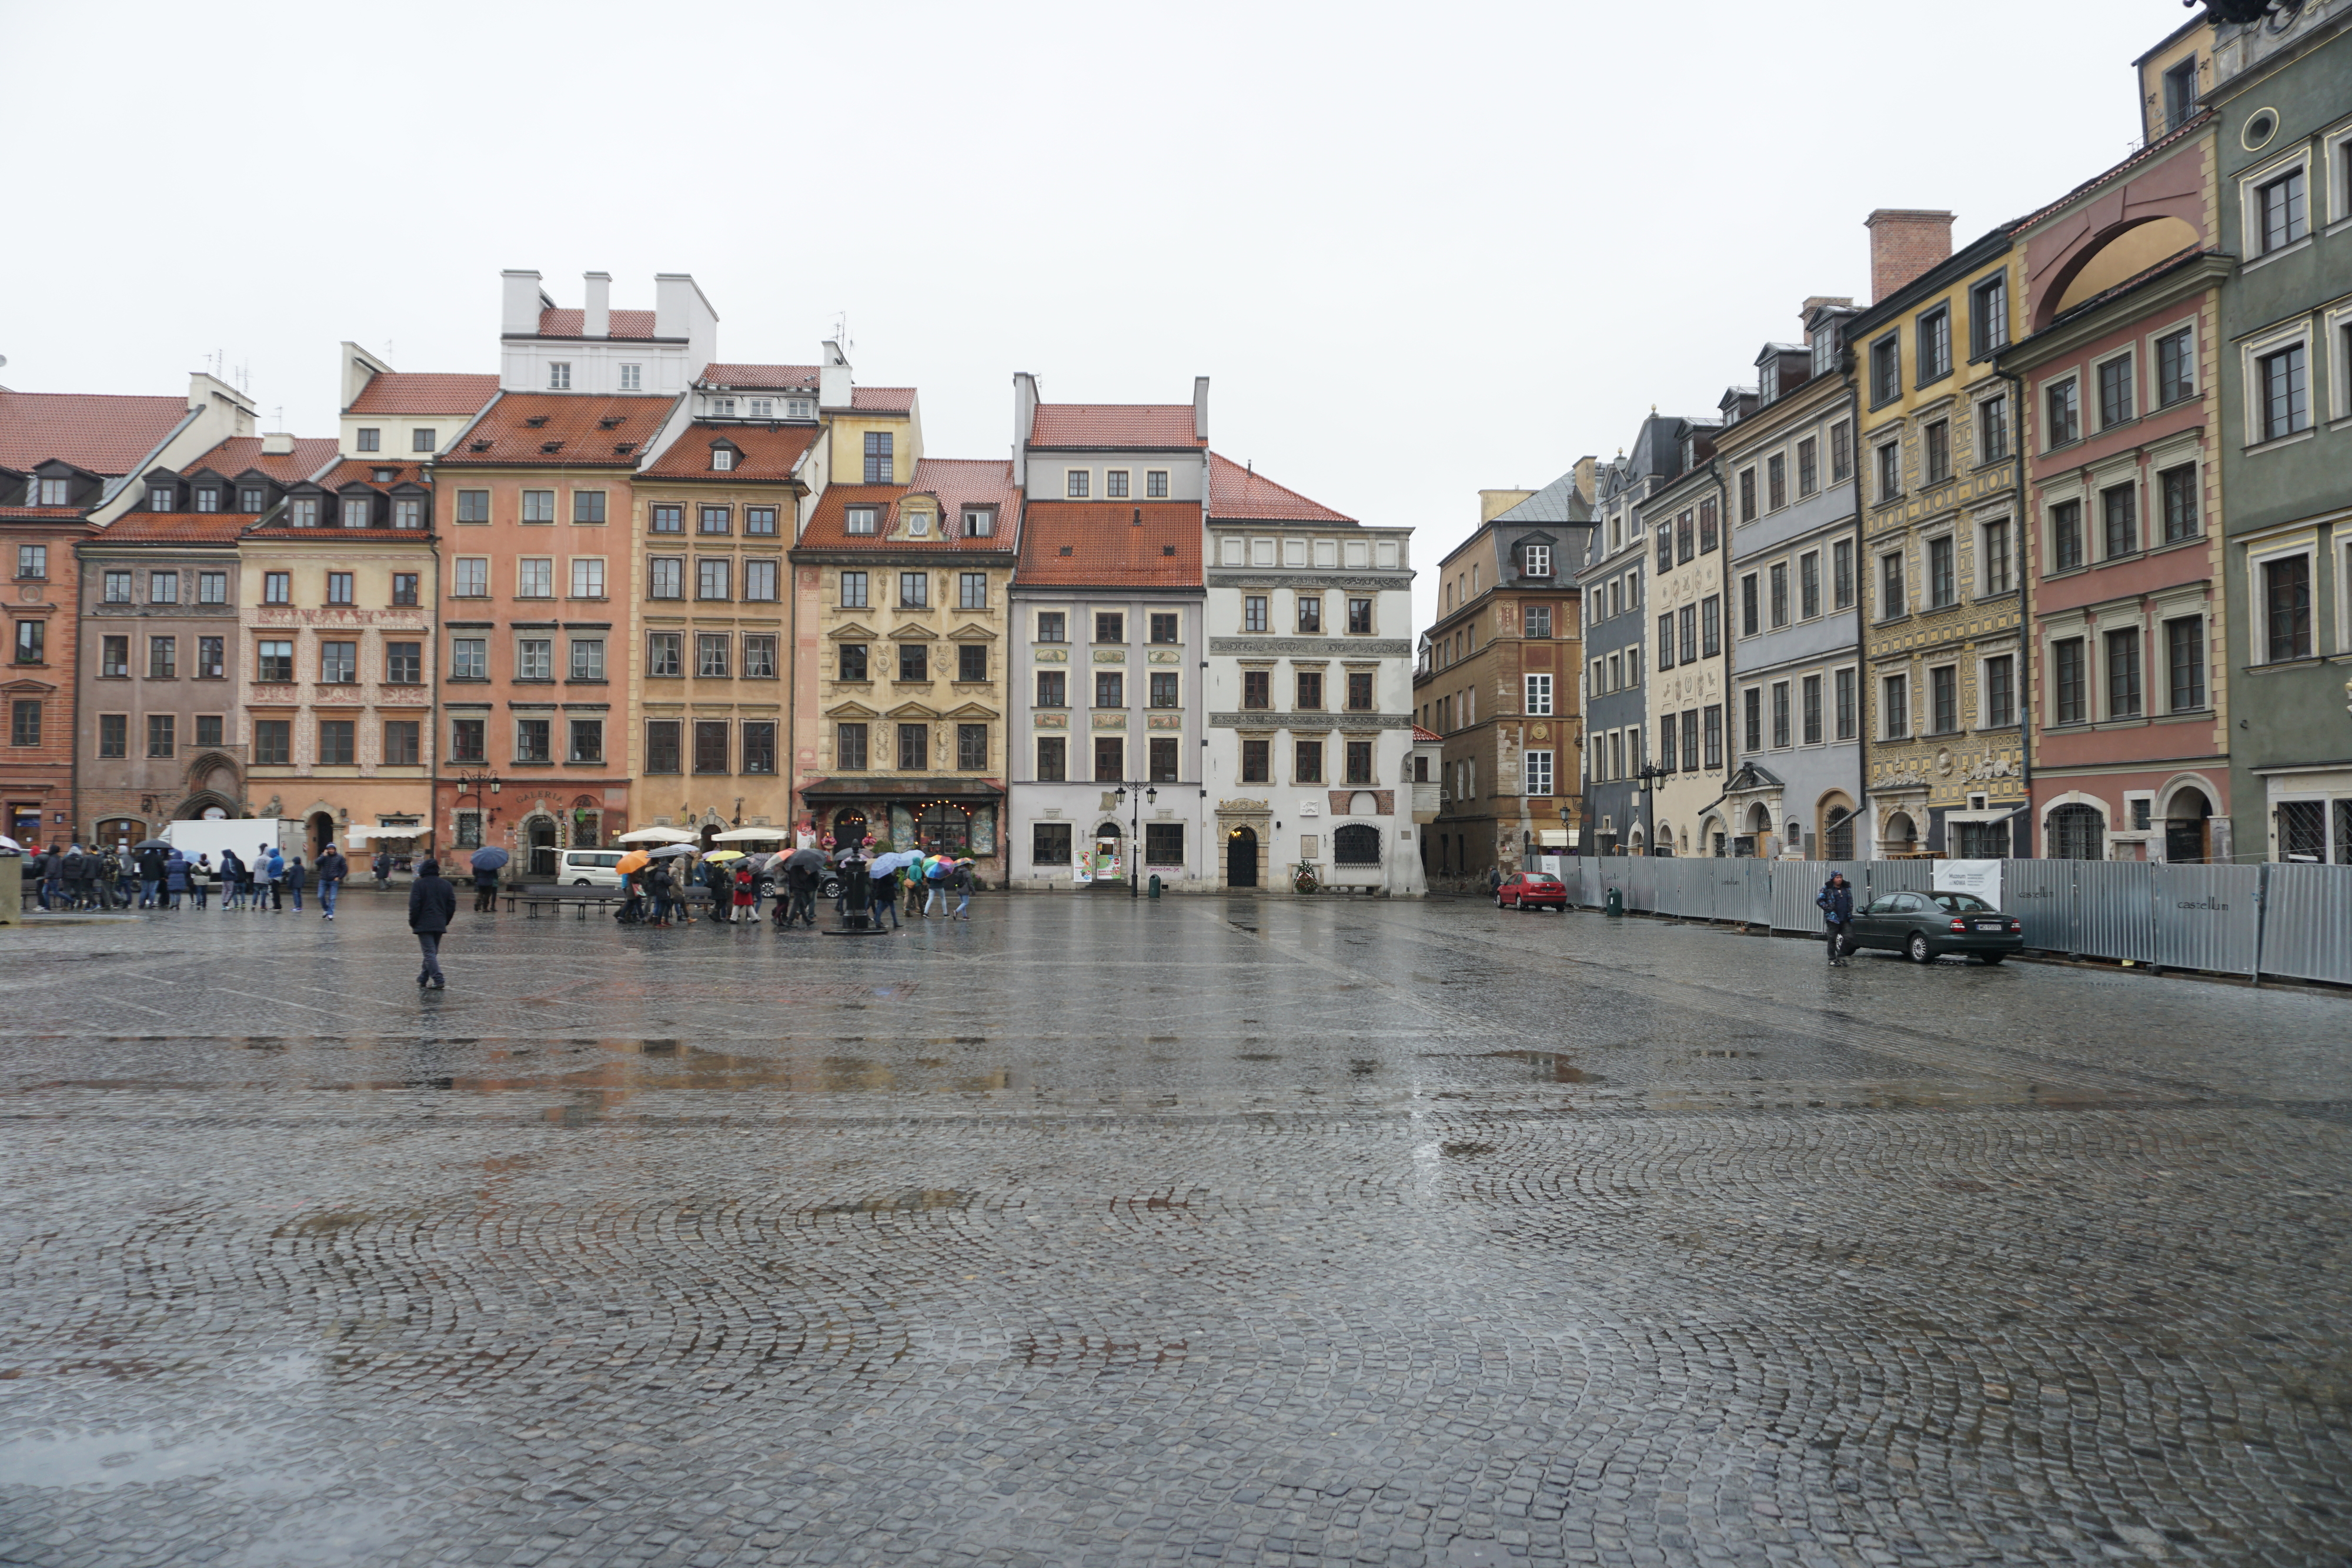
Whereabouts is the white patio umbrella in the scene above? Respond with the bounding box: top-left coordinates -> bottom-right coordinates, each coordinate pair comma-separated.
710,827 -> 787,842
616,825 -> 697,844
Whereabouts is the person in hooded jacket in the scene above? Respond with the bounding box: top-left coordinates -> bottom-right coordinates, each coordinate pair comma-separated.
138,845 -> 168,908
285,854 -> 307,912
409,858 -> 455,988
219,849 -> 246,910
1817,872 -> 1855,966
190,854 -> 214,910
315,844 -> 346,920
165,851 -> 189,910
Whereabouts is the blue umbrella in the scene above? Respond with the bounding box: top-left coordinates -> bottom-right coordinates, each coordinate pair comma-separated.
468,846 -> 511,870
866,851 -> 918,877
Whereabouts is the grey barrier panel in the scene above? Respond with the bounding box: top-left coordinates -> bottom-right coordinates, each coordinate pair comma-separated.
1629,855 -> 1657,914
2074,860 -> 2158,964
2004,858 -> 2075,951
1571,858 -> 1595,907
1681,860 -> 1719,922
1661,859 -> 1696,918
1558,858 -> 1582,908
2153,863 -> 2261,977
1867,858 -> 1935,896
1647,858 -> 1677,917
1773,861 -> 1825,933
1743,860 -> 1776,925
2257,862 -> 2352,985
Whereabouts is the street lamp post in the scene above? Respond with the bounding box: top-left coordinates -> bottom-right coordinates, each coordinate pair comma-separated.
1632,761 -> 1673,855
1112,783 -> 1158,898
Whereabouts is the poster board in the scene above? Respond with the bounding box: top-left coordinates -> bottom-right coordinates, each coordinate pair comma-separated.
1933,858 -> 2004,910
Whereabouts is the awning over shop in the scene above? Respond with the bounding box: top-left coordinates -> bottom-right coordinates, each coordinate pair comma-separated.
344,823 -> 426,842
798,777 -> 1005,803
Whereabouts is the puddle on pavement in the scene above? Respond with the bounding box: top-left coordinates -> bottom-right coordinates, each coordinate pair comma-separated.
0,1427 -> 259,1489
1417,1049 -> 1595,1084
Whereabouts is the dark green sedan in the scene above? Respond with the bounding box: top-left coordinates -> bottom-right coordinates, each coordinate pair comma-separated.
1846,890 -> 2025,964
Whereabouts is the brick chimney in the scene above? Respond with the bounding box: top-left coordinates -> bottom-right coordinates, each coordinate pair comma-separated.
1865,210 -> 1954,303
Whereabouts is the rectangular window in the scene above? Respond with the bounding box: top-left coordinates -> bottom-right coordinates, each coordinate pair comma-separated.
517,558 -> 553,597
1515,747 -> 1549,797
1738,467 -> 1756,522
1881,673 -> 1909,738
697,559 -> 731,601
2264,554 -> 2311,661
1063,468 -> 1091,499
1928,536 -> 1955,607
2102,484 -> 2138,559
1703,704 -> 1723,768
1522,542 -> 1553,578
1145,470 -> 1170,498
1298,594 -> 1326,634
256,638 -> 293,682
1241,594 -> 1269,633
647,631 -> 681,678
1870,335 -> 1900,404
1105,470 -> 1130,499
1917,306 -> 1951,382
697,504 -> 730,536
1700,594 -> 1721,656
1035,668 -> 1066,708
355,427 -> 380,453
1984,654 -> 2015,728
2163,616 -> 2206,713
1656,612 -> 1675,670
1740,574 -> 1759,637
2105,626 -> 2143,717
453,558 -> 488,597
238,486 -> 264,513
2159,466 -> 2199,541
1829,422 -> 1853,482
563,718 -> 601,765
692,633 -> 729,679
2054,637 -> 2087,724
146,713 -> 176,757
834,569 -> 868,610
650,504 -> 684,534
1798,553 -> 1820,621
339,494 -> 373,529
1767,453 -> 1786,510
1095,670 -> 1124,708
1151,735 -> 1182,783
456,489 -> 489,524
195,714 -> 223,747
263,571 -> 290,605
1242,670 -> 1271,708
1031,819 -> 1074,865
1979,395 -> 2009,462
2052,500 -> 2084,572
1834,668 -> 1856,739
1739,686 -> 1764,754
197,636 -> 223,679
379,719 -> 419,767
1146,611 -> 1181,644
2099,354 -> 2135,429
1970,273 -> 2009,357
692,720 -> 729,774
2155,328 -> 2193,406
520,489 -> 556,524
567,637 -> 603,681
1034,735 -> 1067,781
1241,738 -> 1269,783
898,571 -> 927,609
743,634 -> 777,679
564,489 -> 605,525
640,720 -> 681,773
450,637 -> 486,680
252,718 -> 288,764
1875,442 -> 1901,503
1150,670 -> 1180,707
1294,670 -> 1322,710
2257,168 -> 2307,252
1294,739 -> 1323,783
1343,670 -> 1371,711
2257,343 -> 2309,440
1655,524 -> 1673,572
743,506 -> 778,537
98,712 -> 126,757
1770,681 -> 1791,748
12,545 -> 42,580
101,635 -> 128,677
829,722 -> 864,772
1801,673 -> 1823,745
956,571 -> 988,610
1769,563 -> 1789,627
1699,497 -> 1720,551
1984,519 -> 2013,594
957,643 -> 987,683
1093,735 -> 1123,781
147,570 -> 179,605
1524,673 -> 1553,716
1930,664 -> 1957,734
837,643 -> 868,682
103,569 -> 133,603
547,362 -> 570,390
391,571 -> 419,606
196,569 -> 228,605
1680,708 -> 1699,771
1880,552 -> 1905,618
387,640 -> 422,684
1678,604 -> 1697,663
1672,511 -> 1693,563
844,506 -> 877,536
1924,420 -> 1950,484
325,570 -> 354,606
449,717 -> 486,764
863,431 -> 894,484
1027,610 -> 1065,645
2047,377 -> 2080,446
318,719 -> 356,766
953,723 -> 987,771
1795,439 -> 1818,497
571,558 -> 606,598
516,637 -> 552,681
10,620 -> 39,666
893,722 -> 927,771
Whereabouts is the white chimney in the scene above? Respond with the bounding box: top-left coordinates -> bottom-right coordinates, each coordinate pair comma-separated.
582,272 -> 611,339
500,269 -> 545,336
1011,371 -> 1039,487
654,273 -> 719,377
1192,376 -> 1210,444
820,339 -> 853,410
261,432 -> 295,456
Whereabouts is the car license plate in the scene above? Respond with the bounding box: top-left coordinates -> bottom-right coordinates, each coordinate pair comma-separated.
1975,921 -> 2004,931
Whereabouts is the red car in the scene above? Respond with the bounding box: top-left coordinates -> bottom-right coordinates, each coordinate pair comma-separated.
1496,871 -> 1568,911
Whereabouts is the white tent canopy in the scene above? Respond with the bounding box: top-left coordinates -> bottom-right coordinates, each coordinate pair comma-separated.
344,824 -> 425,843
710,827 -> 787,842
615,825 -> 697,844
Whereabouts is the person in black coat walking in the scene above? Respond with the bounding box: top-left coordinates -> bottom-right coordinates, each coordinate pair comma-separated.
409,858 -> 456,989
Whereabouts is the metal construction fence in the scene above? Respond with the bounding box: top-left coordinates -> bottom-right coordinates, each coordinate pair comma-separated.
1552,857 -> 2351,987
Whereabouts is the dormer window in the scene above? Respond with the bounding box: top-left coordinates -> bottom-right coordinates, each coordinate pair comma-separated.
713,396 -> 737,416
905,510 -> 932,537
1811,327 -> 1835,379
239,486 -> 266,512
194,487 -> 219,513
1759,360 -> 1779,403
1523,544 -> 1552,578
38,477 -> 68,506
149,484 -> 175,511
290,497 -> 319,527
749,399 -> 773,419
372,468 -> 395,482
846,506 -> 878,536
711,446 -> 736,472
619,364 -> 642,390
549,362 -> 572,390
342,496 -> 372,527
963,509 -> 994,538
788,399 -> 814,420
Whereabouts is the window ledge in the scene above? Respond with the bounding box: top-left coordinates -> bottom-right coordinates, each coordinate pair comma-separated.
567,596 -> 609,603
1973,723 -> 2023,735
507,761 -> 556,769
446,676 -> 491,684
563,760 -> 607,767
1976,588 -> 2022,603
2153,707 -> 2214,723
2240,235 -> 2313,273
2243,427 -> 2316,455
1874,613 -> 1913,628
2043,564 -> 2091,581
563,678 -> 608,686
2243,656 -> 2322,673
2147,533 -> 2209,557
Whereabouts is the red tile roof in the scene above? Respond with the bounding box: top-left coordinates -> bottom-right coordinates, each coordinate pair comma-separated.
795,459 -> 1020,553
433,393 -> 676,469
0,506 -> 88,521
316,457 -> 429,490
1015,502 -> 1203,589
1028,403 -> 1202,450
642,422 -> 820,483
1207,452 -> 1354,523
535,307 -> 658,340
1412,724 -> 1442,744
851,386 -> 917,413
701,364 -> 821,391
97,512 -> 252,544
0,389 -> 192,476
182,436 -> 340,483
345,372 -> 499,417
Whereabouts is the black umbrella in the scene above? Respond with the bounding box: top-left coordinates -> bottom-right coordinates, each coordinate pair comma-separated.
133,839 -> 173,852
468,846 -> 512,871
784,847 -> 826,875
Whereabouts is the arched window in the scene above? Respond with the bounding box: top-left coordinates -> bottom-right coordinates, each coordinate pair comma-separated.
1823,807 -> 1855,860
1883,811 -> 1918,852
1333,824 -> 1381,865
2048,803 -> 2105,861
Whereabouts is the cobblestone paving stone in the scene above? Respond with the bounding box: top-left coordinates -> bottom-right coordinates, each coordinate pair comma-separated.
0,891 -> 2346,1566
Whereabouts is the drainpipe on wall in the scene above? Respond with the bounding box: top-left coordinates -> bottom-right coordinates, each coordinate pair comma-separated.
1993,361 -> 2033,859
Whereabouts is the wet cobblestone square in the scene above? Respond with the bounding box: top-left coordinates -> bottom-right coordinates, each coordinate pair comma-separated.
1,892 -> 2346,1566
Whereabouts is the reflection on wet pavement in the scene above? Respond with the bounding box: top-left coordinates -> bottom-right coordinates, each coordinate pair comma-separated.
0,891 -> 2346,1566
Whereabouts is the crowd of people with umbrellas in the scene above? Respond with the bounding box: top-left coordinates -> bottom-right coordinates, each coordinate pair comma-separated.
598,827 -> 978,931
11,835 -> 364,917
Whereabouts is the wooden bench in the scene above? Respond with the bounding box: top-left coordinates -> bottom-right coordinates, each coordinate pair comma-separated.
512,886 -> 717,919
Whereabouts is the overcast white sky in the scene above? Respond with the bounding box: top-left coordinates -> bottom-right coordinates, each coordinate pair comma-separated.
3,0 -> 2174,632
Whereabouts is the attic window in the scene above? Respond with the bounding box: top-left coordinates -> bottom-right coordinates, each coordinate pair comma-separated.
963,509 -> 994,537
597,416 -> 624,430
239,486 -> 265,511
540,440 -> 564,453
524,414 -> 550,429
1058,546 -> 1074,557
149,485 -> 174,510
711,446 -> 736,472
613,442 -> 637,454
1162,545 -> 1177,557
372,468 -> 395,482
905,510 -> 931,537
845,506 -> 878,536
194,487 -> 219,513
469,439 -> 493,452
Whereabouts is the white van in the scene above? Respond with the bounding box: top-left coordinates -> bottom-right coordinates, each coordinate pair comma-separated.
560,849 -> 626,888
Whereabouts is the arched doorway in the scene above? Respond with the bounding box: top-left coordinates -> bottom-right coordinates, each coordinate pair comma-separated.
2048,802 -> 2104,860
1090,821 -> 1124,886
1883,811 -> 1919,854
2164,786 -> 2213,864
95,817 -> 146,858
1822,805 -> 1855,860
1653,821 -> 1674,857
308,811 -> 335,857
1227,825 -> 1259,887
526,815 -> 559,877
830,808 -> 868,850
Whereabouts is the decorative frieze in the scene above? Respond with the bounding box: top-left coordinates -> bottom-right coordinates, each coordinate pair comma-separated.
1208,637 -> 1411,657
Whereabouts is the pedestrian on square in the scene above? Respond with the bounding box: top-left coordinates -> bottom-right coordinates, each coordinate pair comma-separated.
1817,872 -> 1855,967
59,845 -> 89,910
646,861 -> 676,926
923,852 -> 952,918
262,845 -> 285,911
220,849 -> 247,910
191,854 -> 213,910
373,851 -> 392,891
950,857 -> 973,920
470,855 -> 500,914
408,858 -> 454,990
165,851 -> 188,910
869,859 -> 903,931
34,847 -> 58,911
285,854 -> 306,912
731,863 -> 756,922
704,857 -> 731,925
137,844 -> 166,909
102,849 -> 127,908
315,843 -> 346,921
